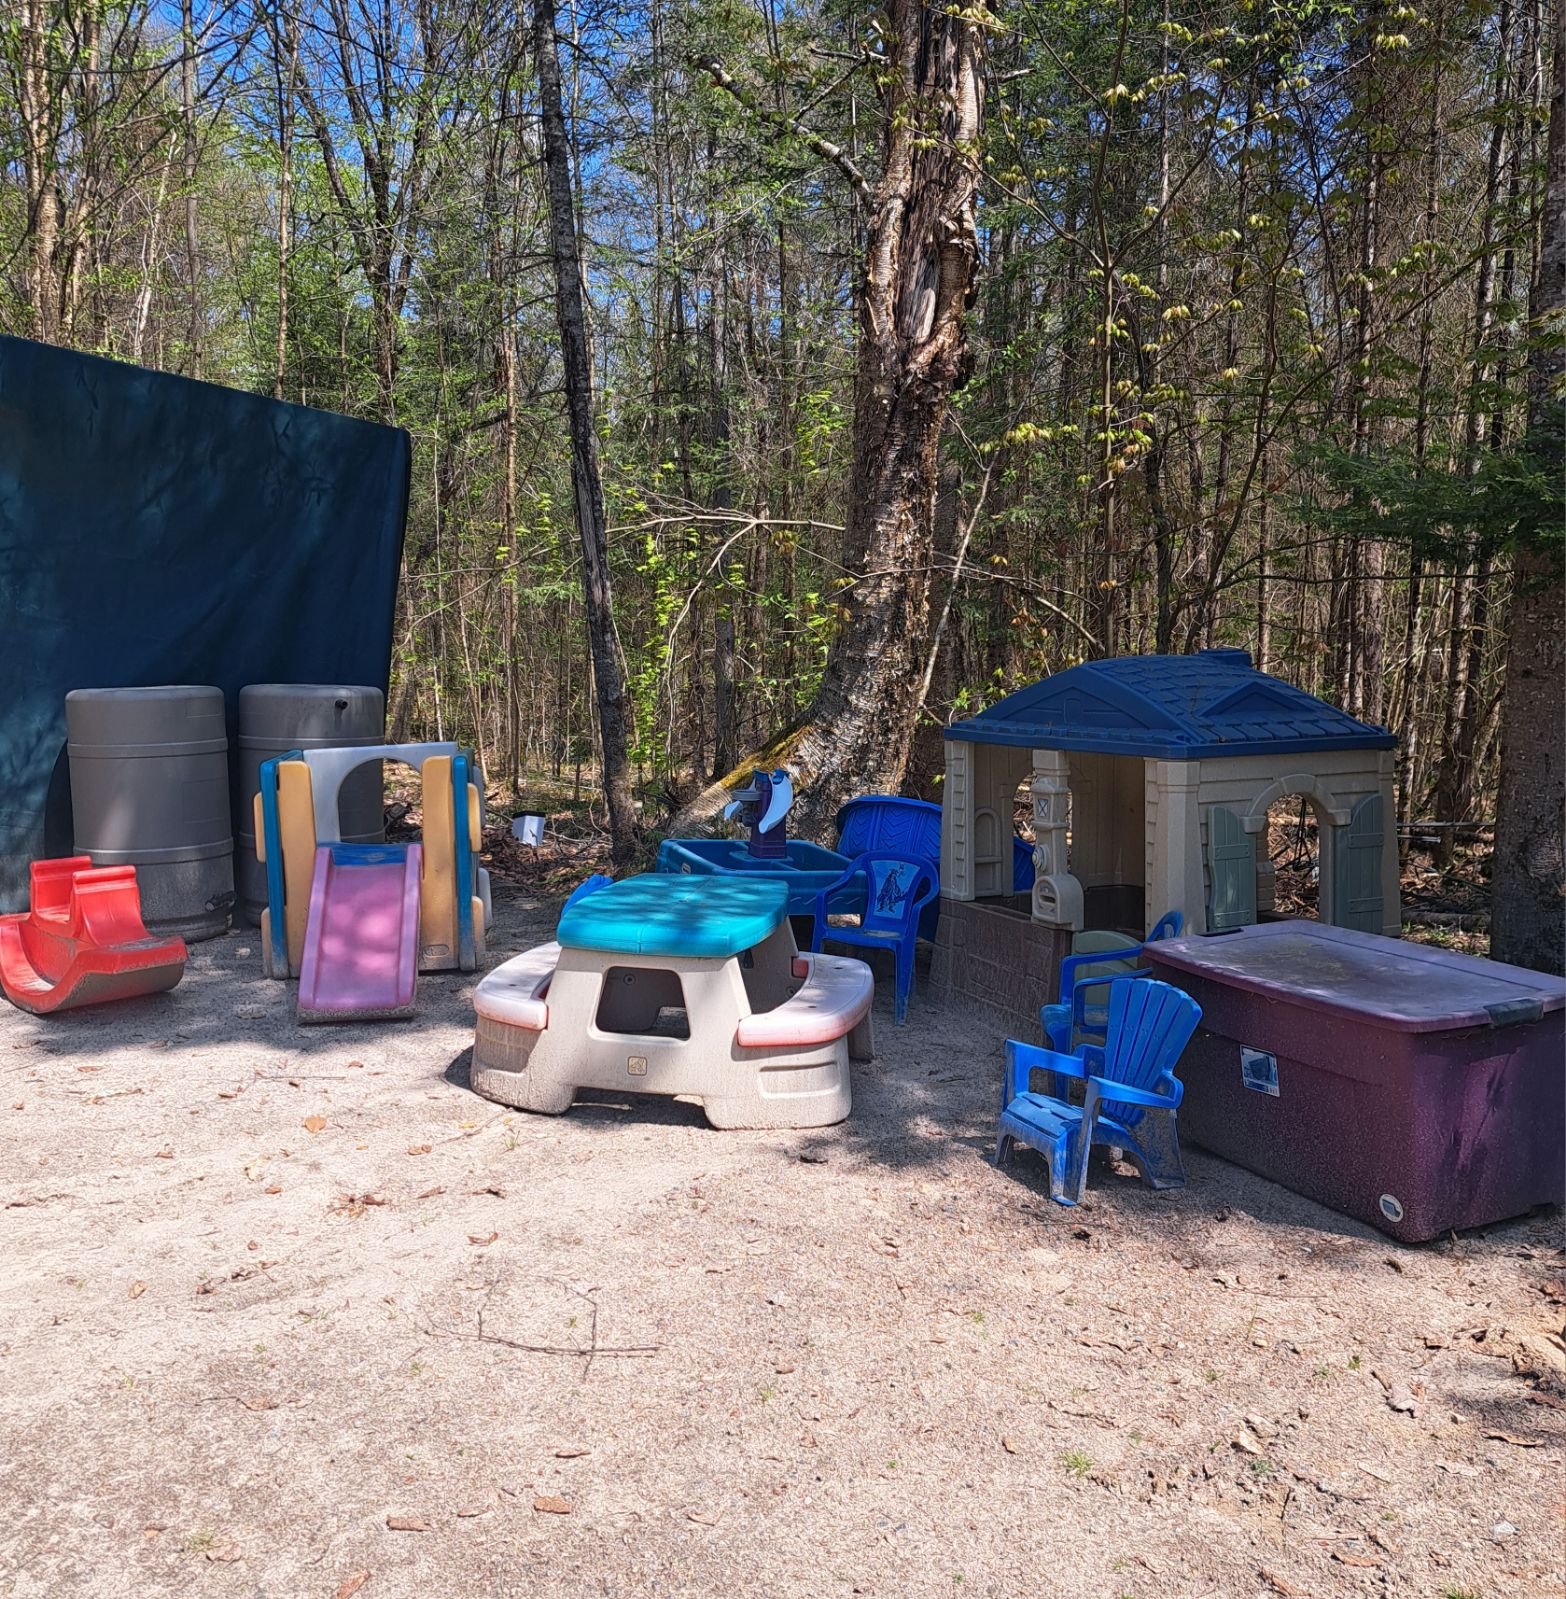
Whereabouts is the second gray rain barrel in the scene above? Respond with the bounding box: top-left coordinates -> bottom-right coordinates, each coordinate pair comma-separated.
66,686 -> 235,941
235,684 -> 386,925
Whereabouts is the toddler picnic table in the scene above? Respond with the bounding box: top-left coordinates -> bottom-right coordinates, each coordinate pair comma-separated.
469,874 -> 874,1128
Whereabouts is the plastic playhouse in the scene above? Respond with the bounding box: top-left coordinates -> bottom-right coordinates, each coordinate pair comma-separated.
469,874 -> 873,1129
0,857 -> 187,1014
656,767 -> 863,917
255,742 -> 490,1021
929,649 -> 1399,1033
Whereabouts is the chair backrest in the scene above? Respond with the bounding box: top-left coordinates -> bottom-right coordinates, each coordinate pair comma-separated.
835,797 -> 942,864
1060,928 -> 1142,1005
1147,909 -> 1184,942
851,854 -> 938,936
1097,977 -> 1202,1123
564,873 -> 613,911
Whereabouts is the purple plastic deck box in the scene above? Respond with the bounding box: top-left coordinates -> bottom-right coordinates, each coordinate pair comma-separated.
1146,923 -> 1565,1243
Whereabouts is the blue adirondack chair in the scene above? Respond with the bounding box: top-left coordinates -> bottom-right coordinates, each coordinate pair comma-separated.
563,873 -> 613,911
998,976 -> 1201,1207
810,853 -> 938,1026
1040,909 -> 1184,1052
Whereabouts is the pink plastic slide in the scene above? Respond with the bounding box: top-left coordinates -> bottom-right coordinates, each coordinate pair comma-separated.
297,844 -> 422,1023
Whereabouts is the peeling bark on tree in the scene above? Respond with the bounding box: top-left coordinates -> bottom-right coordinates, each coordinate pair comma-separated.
678,0 -> 988,836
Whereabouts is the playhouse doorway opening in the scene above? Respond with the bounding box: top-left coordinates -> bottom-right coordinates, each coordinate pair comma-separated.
1263,795 -> 1326,922
1066,752 -> 1147,935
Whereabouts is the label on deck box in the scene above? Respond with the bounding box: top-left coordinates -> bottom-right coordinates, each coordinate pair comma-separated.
1240,1047 -> 1279,1096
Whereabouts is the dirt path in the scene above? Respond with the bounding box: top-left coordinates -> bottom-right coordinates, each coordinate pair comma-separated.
2,884 -> 1561,1598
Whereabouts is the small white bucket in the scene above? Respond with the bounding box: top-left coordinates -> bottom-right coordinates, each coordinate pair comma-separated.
511,812 -> 546,847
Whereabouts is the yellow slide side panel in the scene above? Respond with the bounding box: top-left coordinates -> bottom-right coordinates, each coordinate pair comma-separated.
419,755 -> 458,969
253,793 -> 266,863
468,784 -> 482,851
278,760 -> 317,976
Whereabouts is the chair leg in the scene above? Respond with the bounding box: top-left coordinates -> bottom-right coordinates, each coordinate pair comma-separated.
1131,1112 -> 1187,1191
993,1131 -> 1013,1167
894,944 -> 914,1027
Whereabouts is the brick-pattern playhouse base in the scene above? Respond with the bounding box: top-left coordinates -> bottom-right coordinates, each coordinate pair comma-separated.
928,894 -> 1073,1039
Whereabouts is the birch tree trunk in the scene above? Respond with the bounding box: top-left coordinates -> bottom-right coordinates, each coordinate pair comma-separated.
534,0 -> 640,865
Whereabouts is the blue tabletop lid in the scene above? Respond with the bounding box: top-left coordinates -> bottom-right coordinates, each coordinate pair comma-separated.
556,873 -> 789,958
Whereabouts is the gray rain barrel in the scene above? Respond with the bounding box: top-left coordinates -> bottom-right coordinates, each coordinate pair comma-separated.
235,684 -> 386,926
66,686 -> 235,941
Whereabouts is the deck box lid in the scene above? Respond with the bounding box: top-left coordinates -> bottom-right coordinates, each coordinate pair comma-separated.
1147,921 -> 1566,1034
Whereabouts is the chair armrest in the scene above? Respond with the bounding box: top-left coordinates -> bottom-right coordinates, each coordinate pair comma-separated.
1085,1074 -> 1181,1111
1005,1039 -> 1089,1103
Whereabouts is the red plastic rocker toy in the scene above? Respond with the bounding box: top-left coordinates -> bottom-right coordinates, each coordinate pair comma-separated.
0,857 -> 187,1015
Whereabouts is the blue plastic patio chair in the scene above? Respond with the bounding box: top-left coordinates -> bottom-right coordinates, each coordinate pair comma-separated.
810,853 -> 938,1026
1040,909 -> 1184,1052
998,976 -> 1201,1206
563,873 -> 613,911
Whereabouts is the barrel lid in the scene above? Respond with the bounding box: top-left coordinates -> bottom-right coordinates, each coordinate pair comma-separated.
238,684 -> 385,744
67,685 -> 224,703
66,685 -> 227,751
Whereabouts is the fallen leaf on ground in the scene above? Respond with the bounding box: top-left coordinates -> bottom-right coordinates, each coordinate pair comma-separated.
686,1506 -> 721,1526
1001,1436 -> 1018,1454
553,1447 -> 591,1459
243,1159 -> 266,1181
194,1281 -> 216,1296
1260,1570 -> 1308,1596
142,1523 -> 167,1538
417,1186 -> 445,1199
407,1144 -> 431,1156
76,1065 -> 100,1074
1332,1553 -> 1381,1569
472,1185 -> 505,1197
263,1184 -> 282,1195
774,1362 -> 796,1375
206,1541 -> 240,1562
303,1115 -> 327,1135
334,1574 -> 370,1599
154,1148 -> 173,1159
1359,1462 -> 1394,1483
1385,1382 -> 1418,1415
455,1503 -> 492,1518
532,1496 -> 572,1515
238,1395 -> 278,1411
235,1002 -> 265,1019
385,1515 -> 429,1532
798,1151 -> 828,1164
468,1231 -> 499,1247
1484,1430 -> 1543,1447
128,1280 -> 147,1299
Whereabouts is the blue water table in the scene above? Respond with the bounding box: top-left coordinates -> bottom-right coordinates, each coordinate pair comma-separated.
656,768 -> 861,918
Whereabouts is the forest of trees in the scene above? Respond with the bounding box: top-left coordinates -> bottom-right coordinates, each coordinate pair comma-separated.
3,0 -> 1561,961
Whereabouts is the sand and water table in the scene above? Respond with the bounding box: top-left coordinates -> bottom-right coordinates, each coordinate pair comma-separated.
1146,921 -> 1565,1243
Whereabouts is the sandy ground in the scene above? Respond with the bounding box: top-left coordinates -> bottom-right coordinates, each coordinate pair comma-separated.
2,882 -> 1562,1599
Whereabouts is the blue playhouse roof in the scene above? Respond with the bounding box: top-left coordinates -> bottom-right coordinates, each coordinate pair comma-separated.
944,649 -> 1397,759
